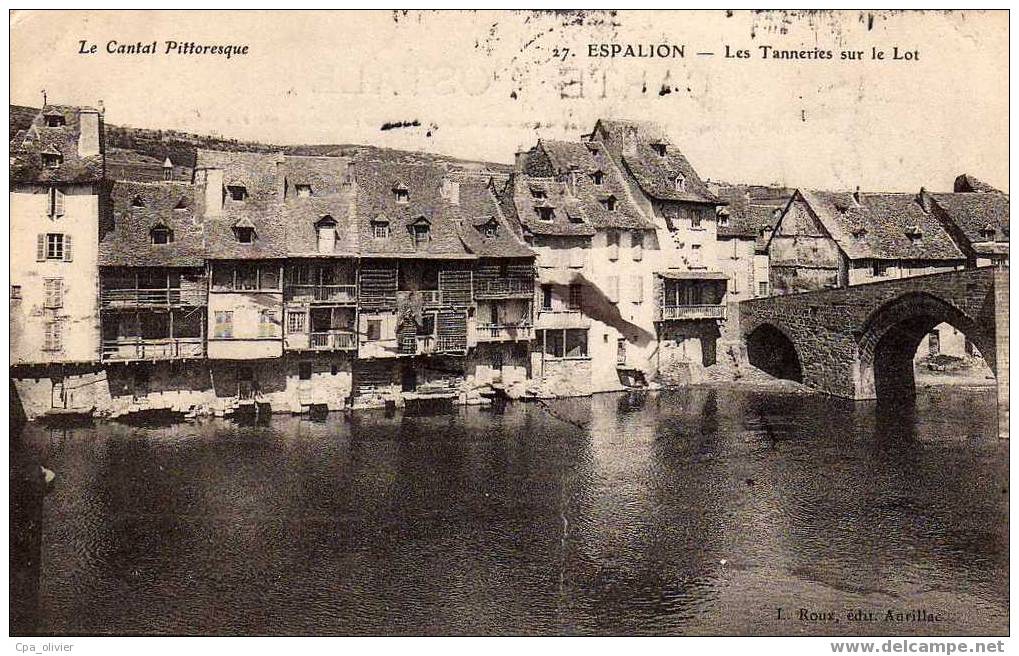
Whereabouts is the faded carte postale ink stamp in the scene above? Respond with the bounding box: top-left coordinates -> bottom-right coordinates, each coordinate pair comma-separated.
8,9 -> 1009,642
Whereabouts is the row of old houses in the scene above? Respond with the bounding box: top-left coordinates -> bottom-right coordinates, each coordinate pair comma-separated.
10,104 -> 1009,420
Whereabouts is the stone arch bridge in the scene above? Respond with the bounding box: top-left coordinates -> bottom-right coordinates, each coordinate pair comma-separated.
739,267 -> 1008,431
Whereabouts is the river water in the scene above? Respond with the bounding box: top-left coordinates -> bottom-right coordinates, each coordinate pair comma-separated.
9,385 -> 1008,636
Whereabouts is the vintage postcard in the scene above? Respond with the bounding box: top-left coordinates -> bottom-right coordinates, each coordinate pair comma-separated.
8,9 -> 1009,645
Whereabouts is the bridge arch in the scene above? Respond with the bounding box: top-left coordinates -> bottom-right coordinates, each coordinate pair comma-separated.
746,322 -> 803,383
856,291 -> 996,402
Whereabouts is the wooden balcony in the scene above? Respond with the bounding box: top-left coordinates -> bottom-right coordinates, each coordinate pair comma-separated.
474,279 -> 535,299
101,337 -> 204,362
402,334 -> 468,356
285,284 -> 357,305
659,304 -> 727,321
286,330 -> 357,351
475,323 -> 534,342
100,288 -> 207,309
535,309 -> 591,330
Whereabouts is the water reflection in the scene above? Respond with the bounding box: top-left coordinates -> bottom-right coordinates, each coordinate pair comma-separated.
10,386 -> 1007,636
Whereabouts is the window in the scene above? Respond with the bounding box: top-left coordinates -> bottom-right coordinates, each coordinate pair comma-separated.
393,187 -> 409,204
631,231 -> 644,261
299,362 -> 313,381
490,351 -> 504,370
316,216 -> 337,253
536,206 -> 555,222
591,170 -> 604,185
690,211 -> 702,229
565,329 -> 588,358
530,188 -> 547,200
11,285 -> 22,300
214,311 -> 233,338
418,314 -> 436,337
366,319 -> 382,341
630,275 -> 643,303
43,278 -> 63,308
872,261 -> 889,277
689,244 -> 703,267
236,265 -> 258,290
717,213 -> 729,228
163,166 -> 173,182
227,185 -> 248,201
40,233 -> 70,261
287,311 -> 306,333
605,275 -> 619,303
44,114 -> 65,128
43,321 -> 62,351
42,153 -> 62,168
607,230 -> 620,260
212,266 -> 233,290
174,198 -> 188,211
601,195 -> 617,211
651,143 -> 667,157
47,187 -> 64,218
758,281 -> 768,297
296,184 -> 312,198
541,285 -> 553,311
259,310 -> 278,337
235,226 -> 255,244
150,225 -> 174,244
543,329 -> 564,358
412,223 -> 430,248
568,284 -> 583,310
372,221 -> 390,239
981,228 -> 996,240
131,195 -> 145,208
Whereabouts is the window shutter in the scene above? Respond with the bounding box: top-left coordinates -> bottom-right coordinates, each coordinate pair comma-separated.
606,275 -> 619,303
632,232 -> 643,261
54,189 -> 65,217
63,235 -> 73,261
630,275 -> 643,303
36,235 -> 45,261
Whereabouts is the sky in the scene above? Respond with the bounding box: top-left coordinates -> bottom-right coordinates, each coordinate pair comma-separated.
10,10 -> 1009,192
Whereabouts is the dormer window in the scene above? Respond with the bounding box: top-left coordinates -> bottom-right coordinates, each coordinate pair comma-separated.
150,224 -> 174,245
410,219 -> 431,248
717,213 -> 729,228
162,158 -> 174,181
296,184 -> 312,198
590,170 -> 604,186
372,220 -> 390,239
585,143 -> 600,155
131,195 -> 145,208
852,227 -> 868,239
530,187 -> 547,200
316,215 -> 337,253
536,206 -> 555,222
174,198 -> 189,211
42,152 -> 62,168
981,225 -> 997,240
651,143 -> 667,157
393,184 -> 409,204
675,175 -> 686,192
227,185 -> 248,202
44,113 -> 65,128
476,219 -> 498,238
600,195 -> 617,212
233,218 -> 256,244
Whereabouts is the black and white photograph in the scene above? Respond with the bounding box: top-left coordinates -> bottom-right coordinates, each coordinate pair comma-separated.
7,8 -> 1010,646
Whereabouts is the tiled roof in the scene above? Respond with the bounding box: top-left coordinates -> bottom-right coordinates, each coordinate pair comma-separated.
99,181 -> 205,267
713,184 -> 781,241
195,149 -> 287,259
352,160 -> 475,258
535,140 -> 656,230
510,176 -> 596,237
798,190 -> 966,261
453,179 -> 534,258
10,105 -> 104,184
280,156 -> 359,256
954,174 -> 1002,194
594,119 -> 719,204
929,192 -> 1010,246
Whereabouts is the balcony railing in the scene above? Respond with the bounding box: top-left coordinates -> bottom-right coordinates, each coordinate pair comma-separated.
101,337 -> 204,361
359,293 -> 398,309
476,323 -> 534,341
308,330 -> 357,350
285,284 -> 357,304
659,304 -> 727,320
100,288 -> 207,309
406,334 -> 468,356
474,279 -> 534,298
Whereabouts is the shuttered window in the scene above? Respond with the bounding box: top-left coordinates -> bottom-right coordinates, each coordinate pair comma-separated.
259,310 -> 278,338
43,278 -> 63,308
632,231 -> 644,261
43,321 -> 62,351
605,275 -> 619,303
48,187 -> 65,218
287,311 -> 306,333
38,233 -> 71,261
214,311 -> 233,338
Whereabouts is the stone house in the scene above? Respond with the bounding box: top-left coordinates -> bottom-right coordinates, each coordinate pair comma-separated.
924,174 -> 1009,268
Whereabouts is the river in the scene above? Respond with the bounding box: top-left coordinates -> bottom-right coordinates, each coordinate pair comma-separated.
9,385 -> 1008,636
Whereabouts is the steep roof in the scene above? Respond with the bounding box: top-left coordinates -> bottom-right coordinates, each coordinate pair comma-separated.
195,149 -> 286,259
713,184 -> 782,242
352,160 -> 475,258
452,179 -> 534,258
510,176 -> 596,237
280,156 -> 359,256
594,119 -> 719,204
10,105 -> 104,184
99,181 -> 205,267
929,191 -> 1010,246
797,190 -> 966,261
535,140 -> 656,230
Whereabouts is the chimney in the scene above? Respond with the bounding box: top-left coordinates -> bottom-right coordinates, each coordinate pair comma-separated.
77,108 -> 101,157
514,149 -> 529,172
204,168 -> 224,217
564,167 -> 580,197
853,186 -> 861,204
